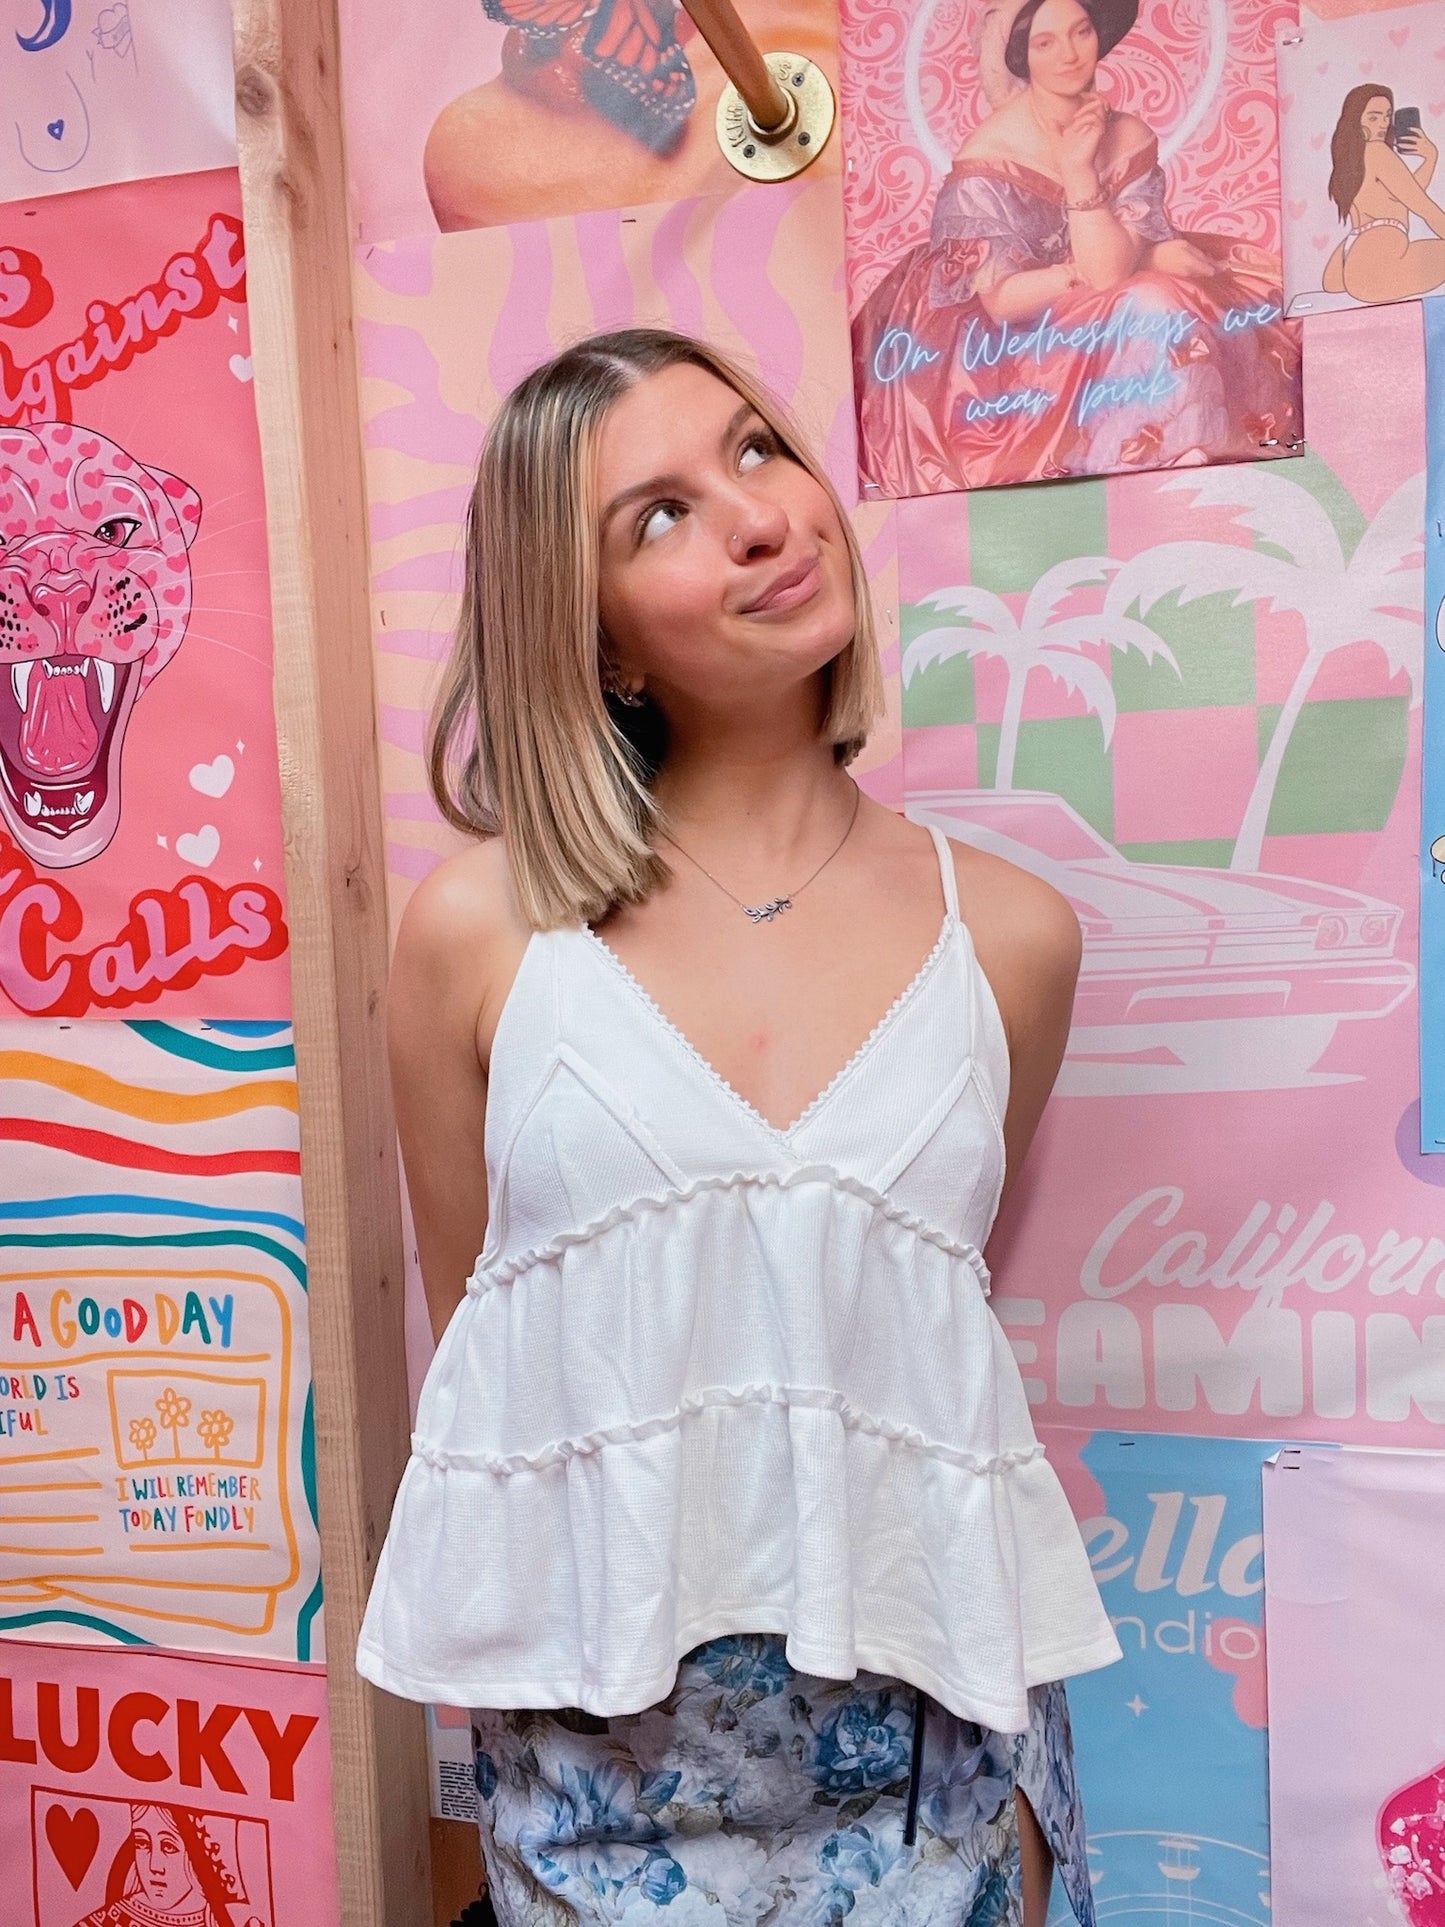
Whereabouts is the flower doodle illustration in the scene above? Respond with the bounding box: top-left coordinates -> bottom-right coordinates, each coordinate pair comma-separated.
153,1387 -> 191,1459
0,422 -> 201,871
126,1414 -> 156,1462
196,1407 -> 235,1461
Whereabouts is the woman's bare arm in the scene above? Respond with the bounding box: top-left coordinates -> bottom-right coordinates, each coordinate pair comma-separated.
1369,143 -> 1445,237
951,846 -> 1082,1216
387,846 -> 517,1347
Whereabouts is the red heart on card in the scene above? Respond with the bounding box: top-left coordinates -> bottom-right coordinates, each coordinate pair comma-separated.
45,1804 -> 99,1889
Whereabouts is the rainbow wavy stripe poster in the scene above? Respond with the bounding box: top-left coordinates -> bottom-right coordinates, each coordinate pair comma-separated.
0,1018 -> 320,1662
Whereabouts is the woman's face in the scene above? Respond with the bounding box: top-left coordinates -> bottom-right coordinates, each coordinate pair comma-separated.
1026,0 -> 1100,96
593,363 -> 856,720
130,1811 -> 199,1910
1360,95 -> 1393,141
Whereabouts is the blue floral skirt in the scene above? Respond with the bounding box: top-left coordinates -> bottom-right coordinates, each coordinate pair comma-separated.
469,1635 -> 1096,1926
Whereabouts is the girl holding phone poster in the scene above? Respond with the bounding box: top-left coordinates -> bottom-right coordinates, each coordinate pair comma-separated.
851,0 -> 1300,495
1322,86 -> 1445,305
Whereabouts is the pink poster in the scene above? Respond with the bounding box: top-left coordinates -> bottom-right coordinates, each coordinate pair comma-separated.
841,0 -> 1303,495
338,0 -> 840,244
1278,2 -> 1445,318
0,1635 -> 339,1925
354,177 -> 900,931
0,170 -> 290,1020
900,300 -> 1442,1444
1264,1445 -> 1445,1927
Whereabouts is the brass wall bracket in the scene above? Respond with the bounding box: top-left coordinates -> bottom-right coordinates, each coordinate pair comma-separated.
714,50 -> 835,182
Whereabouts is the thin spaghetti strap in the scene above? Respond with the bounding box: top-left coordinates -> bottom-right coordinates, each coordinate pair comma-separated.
926,823 -> 961,920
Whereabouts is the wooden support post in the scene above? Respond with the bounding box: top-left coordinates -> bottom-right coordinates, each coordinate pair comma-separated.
228,2 -> 433,1919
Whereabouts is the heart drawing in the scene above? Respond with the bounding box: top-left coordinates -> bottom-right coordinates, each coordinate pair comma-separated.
46,118 -> 64,140
45,1803 -> 100,1889
189,754 -> 236,798
176,825 -> 221,868
229,353 -> 254,383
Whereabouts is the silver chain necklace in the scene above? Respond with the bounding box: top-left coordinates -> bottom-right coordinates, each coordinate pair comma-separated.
656,785 -> 862,924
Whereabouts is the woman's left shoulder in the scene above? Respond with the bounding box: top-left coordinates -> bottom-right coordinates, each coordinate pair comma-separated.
942,833 -> 1082,988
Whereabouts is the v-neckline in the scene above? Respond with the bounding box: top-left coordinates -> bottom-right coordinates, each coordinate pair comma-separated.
576,915 -> 956,1142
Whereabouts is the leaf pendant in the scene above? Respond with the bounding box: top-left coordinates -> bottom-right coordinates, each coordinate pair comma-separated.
743,897 -> 793,923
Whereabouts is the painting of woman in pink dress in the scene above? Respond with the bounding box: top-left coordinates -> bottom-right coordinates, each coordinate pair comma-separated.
851,0 -> 1301,496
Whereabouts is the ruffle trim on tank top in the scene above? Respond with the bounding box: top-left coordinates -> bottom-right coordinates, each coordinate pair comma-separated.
356,1418 -> 1120,1732
469,1163 -> 994,1295
411,1384 -> 1046,1479
357,1174 -> 1123,1731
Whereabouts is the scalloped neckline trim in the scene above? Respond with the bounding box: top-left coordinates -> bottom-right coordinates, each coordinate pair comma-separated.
576,915 -> 955,1141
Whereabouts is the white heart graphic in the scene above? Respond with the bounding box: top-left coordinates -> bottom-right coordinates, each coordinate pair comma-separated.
176,825 -> 221,868
189,754 -> 235,798
229,353 -> 254,383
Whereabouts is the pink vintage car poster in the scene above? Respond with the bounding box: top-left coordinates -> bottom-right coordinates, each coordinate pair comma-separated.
900,300 -> 1439,1445
0,169 -> 290,1019
841,0 -> 1303,495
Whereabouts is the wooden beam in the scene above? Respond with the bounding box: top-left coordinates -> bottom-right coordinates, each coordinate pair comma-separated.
228,2 -> 433,1918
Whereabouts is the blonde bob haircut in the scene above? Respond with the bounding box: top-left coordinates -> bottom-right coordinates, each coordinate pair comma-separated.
427,328 -> 885,931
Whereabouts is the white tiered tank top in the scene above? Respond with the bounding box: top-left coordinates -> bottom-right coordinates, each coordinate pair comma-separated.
356,824 -> 1120,1732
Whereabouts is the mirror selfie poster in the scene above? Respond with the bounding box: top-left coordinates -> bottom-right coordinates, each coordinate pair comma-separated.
840,0 -> 1304,495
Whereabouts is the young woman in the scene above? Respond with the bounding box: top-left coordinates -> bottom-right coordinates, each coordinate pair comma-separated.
852,0 -> 1300,492
1322,86 -> 1445,305
356,328 -> 1119,1926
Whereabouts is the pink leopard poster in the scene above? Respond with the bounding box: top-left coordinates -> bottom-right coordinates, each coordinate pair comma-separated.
841,0 -> 1303,495
0,169 -> 290,1020
0,1636 -> 340,1925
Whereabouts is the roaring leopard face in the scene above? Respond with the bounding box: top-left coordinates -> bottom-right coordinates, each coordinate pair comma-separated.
0,421 -> 201,869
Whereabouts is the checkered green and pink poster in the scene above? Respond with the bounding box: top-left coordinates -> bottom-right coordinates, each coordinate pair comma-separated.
900,299 -> 1440,1446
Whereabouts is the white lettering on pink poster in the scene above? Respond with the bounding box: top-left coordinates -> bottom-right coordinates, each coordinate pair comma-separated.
900,300 -> 1437,1444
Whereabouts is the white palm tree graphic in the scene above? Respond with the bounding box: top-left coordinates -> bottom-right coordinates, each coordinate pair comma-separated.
1103,467 -> 1425,873
904,557 -> 1178,789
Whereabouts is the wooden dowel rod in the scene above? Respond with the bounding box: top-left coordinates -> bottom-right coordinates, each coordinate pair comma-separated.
678,0 -> 792,132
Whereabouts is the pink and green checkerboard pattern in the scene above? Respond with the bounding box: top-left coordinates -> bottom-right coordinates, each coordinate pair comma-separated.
897,459 -> 1413,877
